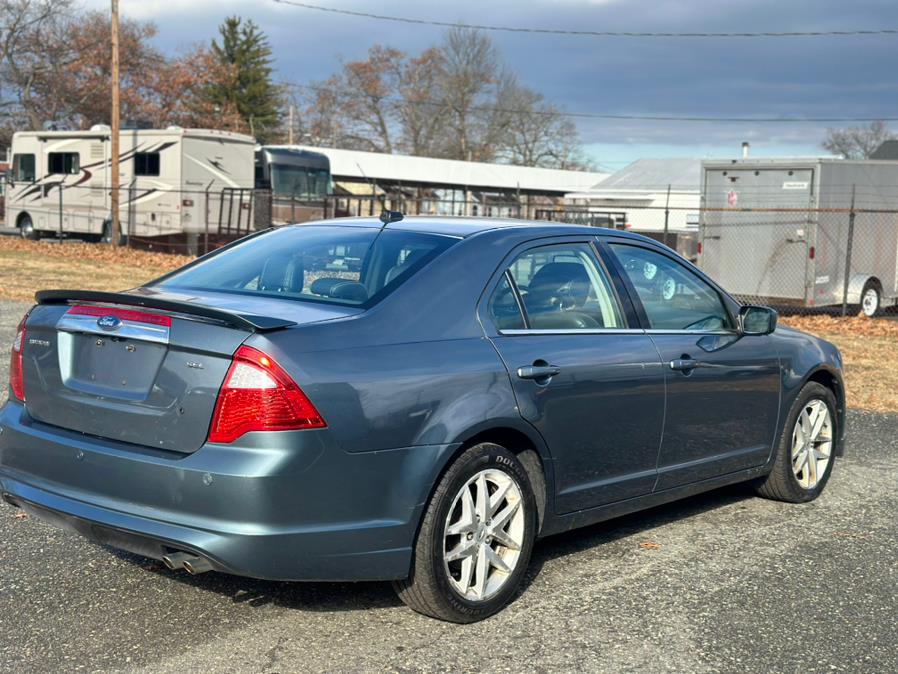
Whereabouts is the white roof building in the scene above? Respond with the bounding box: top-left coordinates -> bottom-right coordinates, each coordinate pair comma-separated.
273,145 -> 609,195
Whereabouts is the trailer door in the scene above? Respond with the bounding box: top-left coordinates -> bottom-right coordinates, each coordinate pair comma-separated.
701,167 -> 815,302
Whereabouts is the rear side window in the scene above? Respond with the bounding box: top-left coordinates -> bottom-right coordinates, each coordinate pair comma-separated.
134,152 -> 160,176
495,243 -> 623,330
12,154 -> 35,182
48,152 -> 79,174
154,226 -> 456,307
488,274 -> 526,330
609,244 -> 731,331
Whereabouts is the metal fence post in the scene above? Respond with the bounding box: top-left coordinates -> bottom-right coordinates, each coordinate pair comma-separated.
127,180 -> 135,248
204,183 -> 212,256
663,184 -> 672,249
841,185 -> 857,317
58,184 -> 63,241
291,181 -> 297,223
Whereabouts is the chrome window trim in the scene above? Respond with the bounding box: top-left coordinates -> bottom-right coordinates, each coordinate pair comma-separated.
498,328 -> 742,337
644,329 -> 740,336
499,328 -> 646,336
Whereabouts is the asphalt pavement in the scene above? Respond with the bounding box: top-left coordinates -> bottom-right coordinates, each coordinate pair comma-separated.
0,298 -> 896,673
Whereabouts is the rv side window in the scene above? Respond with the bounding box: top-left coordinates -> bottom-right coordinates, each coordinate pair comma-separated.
13,154 -> 36,182
48,152 -> 80,175
134,152 -> 160,177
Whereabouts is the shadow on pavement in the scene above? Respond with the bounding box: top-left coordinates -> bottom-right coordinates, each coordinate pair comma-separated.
108,482 -> 755,616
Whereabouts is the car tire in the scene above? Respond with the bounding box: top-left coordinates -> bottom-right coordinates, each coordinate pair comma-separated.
754,382 -> 838,503
19,214 -> 39,240
393,442 -> 537,623
860,281 -> 882,318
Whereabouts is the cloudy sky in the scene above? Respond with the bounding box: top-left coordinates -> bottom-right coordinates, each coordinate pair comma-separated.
90,0 -> 898,169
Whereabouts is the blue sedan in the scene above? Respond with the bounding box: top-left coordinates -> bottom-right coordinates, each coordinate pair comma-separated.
1,216 -> 844,622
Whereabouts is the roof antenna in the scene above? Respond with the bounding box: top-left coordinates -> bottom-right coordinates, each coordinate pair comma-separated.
379,209 -> 404,225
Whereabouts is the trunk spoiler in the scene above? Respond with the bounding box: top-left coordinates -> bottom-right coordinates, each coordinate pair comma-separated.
35,290 -> 296,332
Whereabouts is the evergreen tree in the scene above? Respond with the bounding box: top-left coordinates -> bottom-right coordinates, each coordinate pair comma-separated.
208,16 -> 283,142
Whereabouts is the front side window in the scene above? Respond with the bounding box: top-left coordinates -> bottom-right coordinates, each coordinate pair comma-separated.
48,152 -> 79,175
12,154 -> 35,182
499,243 -> 623,330
609,244 -> 731,331
134,152 -> 160,177
154,226 -> 455,307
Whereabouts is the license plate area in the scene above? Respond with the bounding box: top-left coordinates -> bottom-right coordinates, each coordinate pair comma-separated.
59,333 -> 166,399
55,305 -> 171,400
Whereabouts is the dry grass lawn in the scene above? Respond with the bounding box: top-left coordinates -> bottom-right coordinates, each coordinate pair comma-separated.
1,238 -> 896,413
781,315 -> 898,414
0,238 -> 189,303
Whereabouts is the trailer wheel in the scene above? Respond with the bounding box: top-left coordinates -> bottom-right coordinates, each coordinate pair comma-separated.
18,214 -> 39,241
861,281 -> 882,318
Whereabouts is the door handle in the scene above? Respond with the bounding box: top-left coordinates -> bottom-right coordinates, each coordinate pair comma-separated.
669,358 -> 704,372
517,364 -> 561,381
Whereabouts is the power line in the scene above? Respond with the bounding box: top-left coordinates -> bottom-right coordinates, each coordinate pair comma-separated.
282,82 -> 898,124
270,0 -> 898,39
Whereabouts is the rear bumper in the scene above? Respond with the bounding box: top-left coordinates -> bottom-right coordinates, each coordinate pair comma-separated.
0,401 -> 454,581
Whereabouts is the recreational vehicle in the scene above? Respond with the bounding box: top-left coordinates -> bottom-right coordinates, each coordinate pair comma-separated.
5,127 -> 255,242
255,146 -> 331,223
699,158 -> 898,316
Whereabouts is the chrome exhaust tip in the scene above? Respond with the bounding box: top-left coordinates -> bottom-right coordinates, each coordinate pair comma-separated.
183,557 -> 213,575
161,551 -> 193,571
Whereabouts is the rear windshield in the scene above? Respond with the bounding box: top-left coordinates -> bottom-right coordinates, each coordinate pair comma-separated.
153,226 -> 457,307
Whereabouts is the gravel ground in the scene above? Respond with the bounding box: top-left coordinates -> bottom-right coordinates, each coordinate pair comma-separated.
0,298 -> 896,673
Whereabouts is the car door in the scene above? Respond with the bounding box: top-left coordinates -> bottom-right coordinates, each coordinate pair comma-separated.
602,240 -> 781,491
482,239 -> 666,514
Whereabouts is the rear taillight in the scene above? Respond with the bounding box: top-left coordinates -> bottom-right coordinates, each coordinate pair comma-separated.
207,346 -> 325,444
9,315 -> 26,402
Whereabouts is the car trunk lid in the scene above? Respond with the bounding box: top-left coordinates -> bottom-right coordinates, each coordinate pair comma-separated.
20,289 -> 360,453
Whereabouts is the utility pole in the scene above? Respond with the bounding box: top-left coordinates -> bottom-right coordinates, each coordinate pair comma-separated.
109,0 -> 121,246
288,105 -> 295,145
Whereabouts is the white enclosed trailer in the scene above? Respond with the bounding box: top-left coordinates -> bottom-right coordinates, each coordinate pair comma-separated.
5,127 -> 255,242
699,158 -> 898,315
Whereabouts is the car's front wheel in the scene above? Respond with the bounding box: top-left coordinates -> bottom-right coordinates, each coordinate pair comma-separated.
754,382 -> 838,503
394,442 -> 537,622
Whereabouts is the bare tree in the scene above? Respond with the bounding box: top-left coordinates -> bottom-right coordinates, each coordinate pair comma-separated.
823,120 -> 896,159
434,27 -> 518,162
396,47 -> 446,156
498,86 -> 586,169
0,0 -> 74,137
297,26 -> 587,169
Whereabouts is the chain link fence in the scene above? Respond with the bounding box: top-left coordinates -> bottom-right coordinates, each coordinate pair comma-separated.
3,179 -> 895,316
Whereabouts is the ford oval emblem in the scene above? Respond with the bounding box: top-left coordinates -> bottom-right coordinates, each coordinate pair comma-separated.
97,315 -> 122,331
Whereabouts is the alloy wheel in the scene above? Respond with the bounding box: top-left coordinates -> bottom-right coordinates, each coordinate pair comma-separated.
443,468 -> 525,601
791,399 -> 833,490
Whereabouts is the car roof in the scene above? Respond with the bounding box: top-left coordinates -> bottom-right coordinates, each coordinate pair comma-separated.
299,215 -> 655,242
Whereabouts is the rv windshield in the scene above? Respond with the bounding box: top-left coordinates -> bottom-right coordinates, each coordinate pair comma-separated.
271,165 -> 330,200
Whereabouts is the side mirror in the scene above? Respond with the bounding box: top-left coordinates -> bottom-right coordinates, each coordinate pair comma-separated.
739,305 -> 778,335
4,169 -> 13,186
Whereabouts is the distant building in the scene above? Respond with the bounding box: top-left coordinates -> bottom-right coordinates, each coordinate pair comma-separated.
269,144 -> 609,218
565,158 -> 702,233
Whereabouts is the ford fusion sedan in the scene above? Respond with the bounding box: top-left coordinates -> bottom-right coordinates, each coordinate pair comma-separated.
0,216 -> 844,622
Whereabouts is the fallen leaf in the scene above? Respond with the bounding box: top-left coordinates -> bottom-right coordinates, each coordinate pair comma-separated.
638,541 -> 661,550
